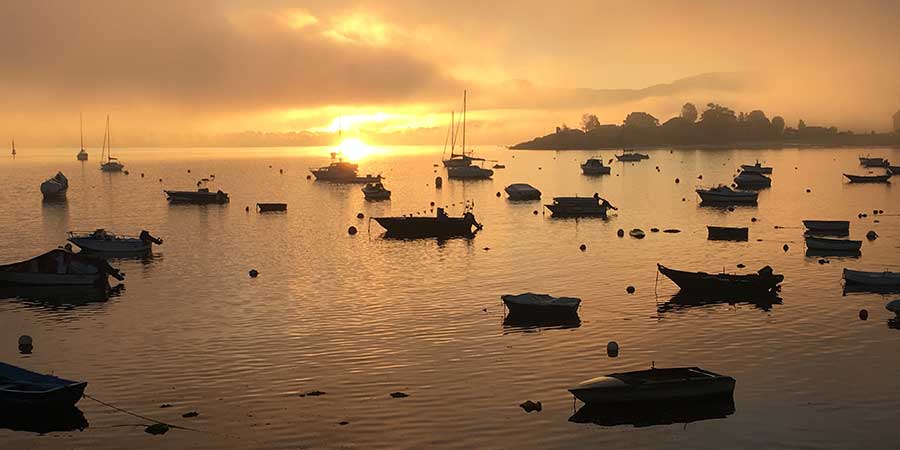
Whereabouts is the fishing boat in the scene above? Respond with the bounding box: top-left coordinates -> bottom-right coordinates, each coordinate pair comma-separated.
257,203 -> 287,212
0,362 -> 87,410
803,220 -> 850,235
581,158 -> 611,175
373,208 -> 482,238
545,194 -> 617,217
310,152 -> 382,183
695,186 -> 758,204
447,164 -> 493,179
739,161 -> 772,174
843,268 -> 900,286
707,226 -> 748,241
657,263 -> 783,294
805,236 -> 862,252
860,157 -> 889,168
362,182 -> 391,200
76,114 -> 88,161
501,293 -> 580,318
0,248 -> 124,286
67,229 -> 162,253
164,185 -> 230,204
844,173 -> 891,183
99,115 -> 124,172
504,183 -> 541,201
569,366 -> 735,405
40,172 -> 69,200
615,151 -> 649,162
734,171 -> 771,188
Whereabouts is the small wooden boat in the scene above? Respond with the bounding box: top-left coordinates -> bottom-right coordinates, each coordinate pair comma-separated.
257,203 -> 287,212
843,268 -> 900,286
802,220 -> 850,235
844,173 -> 891,183
707,226 -> 748,241
569,367 -> 735,405
67,229 -> 162,253
40,172 -> 69,200
504,183 -> 541,201
615,152 -> 649,162
657,263 -> 783,294
0,248 -> 124,286
501,293 -> 580,318
447,164 -> 493,179
581,158 -> 611,175
362,182 -> 391,201
545,195 -> 617,217
860,157 -> 889,168
695,186 -> 758,204
805,236 -> 862,252
739,161 -> 772,174
165,187 -> 230,204
0,362 -> 87,410
734,171 -> 771,188
373,208 -> 482,238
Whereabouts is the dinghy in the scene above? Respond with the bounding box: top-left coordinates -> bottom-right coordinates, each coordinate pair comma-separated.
843,269 -> 900,286
569,367 -> 735,405
501,293 -> 580,318
504,183 -> 541,201
362,182 -> 391,200
0,248 -> 124,286
843,173 -> 891,183
545,194 -> 617,217
657,263 -> 783,294
40,172 -> 69,200
0,362 -> 87,410
804,236 -> 862,252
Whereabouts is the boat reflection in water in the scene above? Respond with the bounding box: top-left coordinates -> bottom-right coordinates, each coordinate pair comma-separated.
502,313 -> 581,333
805,249 -> 861,259
0,407 -> 88,434
0,284 -> 122,312
658,291 -> 783,314
569,394 -> 735,428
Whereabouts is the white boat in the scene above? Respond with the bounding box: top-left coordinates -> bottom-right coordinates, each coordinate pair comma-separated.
40,172 -> 68,199
448,165 -> 493,179
76,114 -> 88,161
696,186 -> 758,204
569,367 -> 735,404
803,220 -> 850,234
615,152 -> 649,162
843,268 -> 900,286
740,161 -> 772,174
67,229 -> 162,253
99,115 -> 124,172
805,236 -> 862,251
734,171 -> 771,188
504,183 -> 541,200
0,248 -> 124,286
362,182 -> 391,200
581,158 -> 611,175
501,293 -> 580,317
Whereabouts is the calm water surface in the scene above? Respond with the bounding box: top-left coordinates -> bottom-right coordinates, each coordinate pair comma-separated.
1,145 -> 899,449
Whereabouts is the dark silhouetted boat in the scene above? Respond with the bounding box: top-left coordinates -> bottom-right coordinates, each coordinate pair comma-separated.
889,165 -> 900,175
734,171 -> 771,189
0,248 -> 124,286
68,229 -> 162,253
257,203 -> 287,212
501,292 -> 580,318
311,152 -> 381,183
504,183 -> 541,200
40,172 -> 69,200
569,394 -> 735,428
657,263 -> 783,294
615,151 -> 649,162
362,182 -> 391,200
843,268 -> 900,287
805,236 -> 861,252
695,186 -> 757,204
99,116 -> 124,172
545,194 -> 617,217
843,173 -> 891,183
76,114 -> 88,161
165,187 -> 230,204
373,208 -> 482,238
859,156 -> 889,168
739,161 -> 772,174
581,158 -> 611,175
0,362 -> 87,411
803,220 -> 850,235
707,226 -> 748,241
447,164 -> 493,179
569,367 -> 735,405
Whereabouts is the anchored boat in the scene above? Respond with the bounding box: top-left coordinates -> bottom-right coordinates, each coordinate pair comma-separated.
696,186 -> 758,204
569,367 -> 735,405
311,152 -> 382,183
803,220 -> 850,235
40,172 -> 69,200
843,269 -> 900,287
657,263 -> 783,294
0,362 -> 87,411
843,173 -> 891,183
501,293 -> 580,318
165,181 -> 230,204
504,183 -> 541,201
545,194 -> 617,218
739,161 -> 773,174
615,152 -> 649,162
805,236 -> 862,252
0,248 -> 124,286
373,208 -> 482,239
362,182 -> 391,201
734,171 -> 771,189
707,226 -> 748,241
581,158 -> 611,175
67,229 -> 162,253
99,115 -> 124,172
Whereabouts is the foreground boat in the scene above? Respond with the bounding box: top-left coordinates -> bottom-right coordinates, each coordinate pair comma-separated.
707,226 -> 748,241
545,195 -> 617,217
805,236 -> 862,252
569,367 -> 735,405
0,248 -> 124,286
615,152 -> 649,162
581,158 -> 611,175
165,187 -> 230,204
40,172 -> 69,200
696,186 -> 758,204
362,182 -> 391,200
501,293 -> 580,318
843,268 -> 900,286
739,161 -> 772,174
67,229 -> 162,253
803,220 -> 850,235
657,263 -> 783,294
0,362 -> 86,410
843,173 -> 891,183
373,208 -> 482,238
504,183 -> 541,200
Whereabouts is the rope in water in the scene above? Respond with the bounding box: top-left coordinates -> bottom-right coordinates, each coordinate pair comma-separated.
83,394 -> 202,433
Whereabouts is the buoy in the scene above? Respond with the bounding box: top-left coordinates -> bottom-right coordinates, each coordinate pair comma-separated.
245,206 -> 249,212
187,169 -> 191,173
430,201 -> 435,206
533,210 -> 539,215
496,192 -> 501,197
783,244 -> 789,252
682,198 -> 686,202
818,259 -> 828,265
675,178 -> 680,184
249,269 -> 258,278
483,247 -> 490,251
617,229 -> 625,237
279,169 -> 283,174
859,309 -> 868,321
873,209 -> 878,215
736,263 -> 746,268
806,188 -> 811,193
879,210 -> 884,214
159,178 -> 163,182
866,230 -> 878,241
141,173 -> 144,178
607,341 -> 619,357
357,213 -> 364,219
306,175 -> 311,180
697,174 -> 702,180
435,176 -> 443,188
579,244 -> 586,251
18,335 -> 33,352
727,206 -> 735,212
751,217 -> 757,222
348,226 -> 358,235
538,167 -> 542,170
626,286 -> 635,294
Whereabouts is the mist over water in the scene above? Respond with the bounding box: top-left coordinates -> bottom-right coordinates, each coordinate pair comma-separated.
1,146 -> 899,449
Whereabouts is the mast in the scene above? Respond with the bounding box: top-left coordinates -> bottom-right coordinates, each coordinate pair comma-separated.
80,113 -> 84,150
442,110 -> 454,160
462,90 -> 467,157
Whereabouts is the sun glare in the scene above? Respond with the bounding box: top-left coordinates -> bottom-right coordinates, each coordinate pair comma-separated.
338,138 -> 374,161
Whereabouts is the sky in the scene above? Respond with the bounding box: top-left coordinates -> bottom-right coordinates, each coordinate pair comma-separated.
1,0 -> 899,147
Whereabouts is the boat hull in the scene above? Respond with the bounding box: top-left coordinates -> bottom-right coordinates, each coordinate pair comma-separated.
374,217 -> 477,238
257,203 -> 287,212
657,264 -> 783,294
802,220 -> 850,234
696,191 -> 758,204
581,166 -> 611,175
545,204 -> 608,218
707,226 -> 749,241
0,362 -> 86,411
447,166 -> 493,179
165,190 -> 229,204
100,162 -> 124,172
68,237 -> 151,253
312,172 -> 382,183
844,173 -> 891,183
843,269 -> 900,286
0,271 -> 106,286
805,237 -> 862,251
569,368 -> 735,405
740,165 -> 772,174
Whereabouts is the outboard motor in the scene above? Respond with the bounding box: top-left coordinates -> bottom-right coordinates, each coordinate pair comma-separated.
139,230 -> 163,245
464,212 -> 483,230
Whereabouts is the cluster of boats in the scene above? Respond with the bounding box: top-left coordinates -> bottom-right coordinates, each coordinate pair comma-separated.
844,156 -> 894,183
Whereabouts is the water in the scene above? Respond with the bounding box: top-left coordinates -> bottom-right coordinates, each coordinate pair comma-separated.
1,145 -> 899,449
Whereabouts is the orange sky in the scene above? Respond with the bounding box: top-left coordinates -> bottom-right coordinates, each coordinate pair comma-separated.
1,0 -> 898,146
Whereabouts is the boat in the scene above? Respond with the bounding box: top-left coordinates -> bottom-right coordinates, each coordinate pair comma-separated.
76,114 -> 88,161
40,172 -> 69,200
67,229 -> 162,253
545,194 -> 617,217
310,152 -> 382,183
569,367 -> 735,405
373,208 -> 482,238
805,236 -> 862,252
581,158 -> 611,175
10,139 -> 15,157
492,164 -> 505,169
657,263 -> 783,294
447,164 -> 493,179
803,220 -> 850,235
98,115 -> 124,172
860,157 -> 889,168
0,362 -> 87,411
739,161 -> 772,174
629,228 -> 646,239
362,182 -> 391,200
843,268 -> 900,286
695,185 -> 758,204
707,226 -> 748,241
734,171 -> 771,188
889,165 -> 900,175
257,203 -> 287,212
886,299 -> 900,316
504,183 -> 541,201
501,293 -> 580,318
844,173 -> 891,183
441,91 -> 487,169
615,151 -> 649,162
0,248 -> 124,286
164,184 -> 230,204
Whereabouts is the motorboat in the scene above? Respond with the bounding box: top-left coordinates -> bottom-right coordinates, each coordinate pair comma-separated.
707,226 -> 748,241
569,367 -> 735,405
803,220 -> 850,235
0,248 -> 124,286
843,268 -> 900,286
504,183 -> 541,201
311,152 -> 382,183
67,229 -> 162,253
844,173 -> 891,183
695,186 -> 758,204
739,161 -> 772,174
165,187 -> 229,204
581,158 -> 611,175
373,208 -> 482,239
40,172 -> 68,200
860,157 -> 889,168
805,236 -> 862,252
615,152 -> 649,162
0,362 -> 87,411
501,293 -> 580,318
362,182 -> 391,201
447,165 -> 493,179
734,171 -> 771,188
545,194 -> 617,217
257,203 -> 287,212
98,115 -> 124,172
657,263 -> 783,294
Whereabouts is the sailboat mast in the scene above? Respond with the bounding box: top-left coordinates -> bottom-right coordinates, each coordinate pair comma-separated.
462,90 -> 467,157
80,113 -> 84,150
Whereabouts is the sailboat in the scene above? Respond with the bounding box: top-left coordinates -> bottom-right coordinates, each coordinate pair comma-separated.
77,114 -> 88,161
442,91 -> 486,168
446,91 -> 493,179
11,140 -> 15,158
99,115 -> 124,172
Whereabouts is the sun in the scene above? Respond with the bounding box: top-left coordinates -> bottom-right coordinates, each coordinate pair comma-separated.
338,138 -> 373,161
